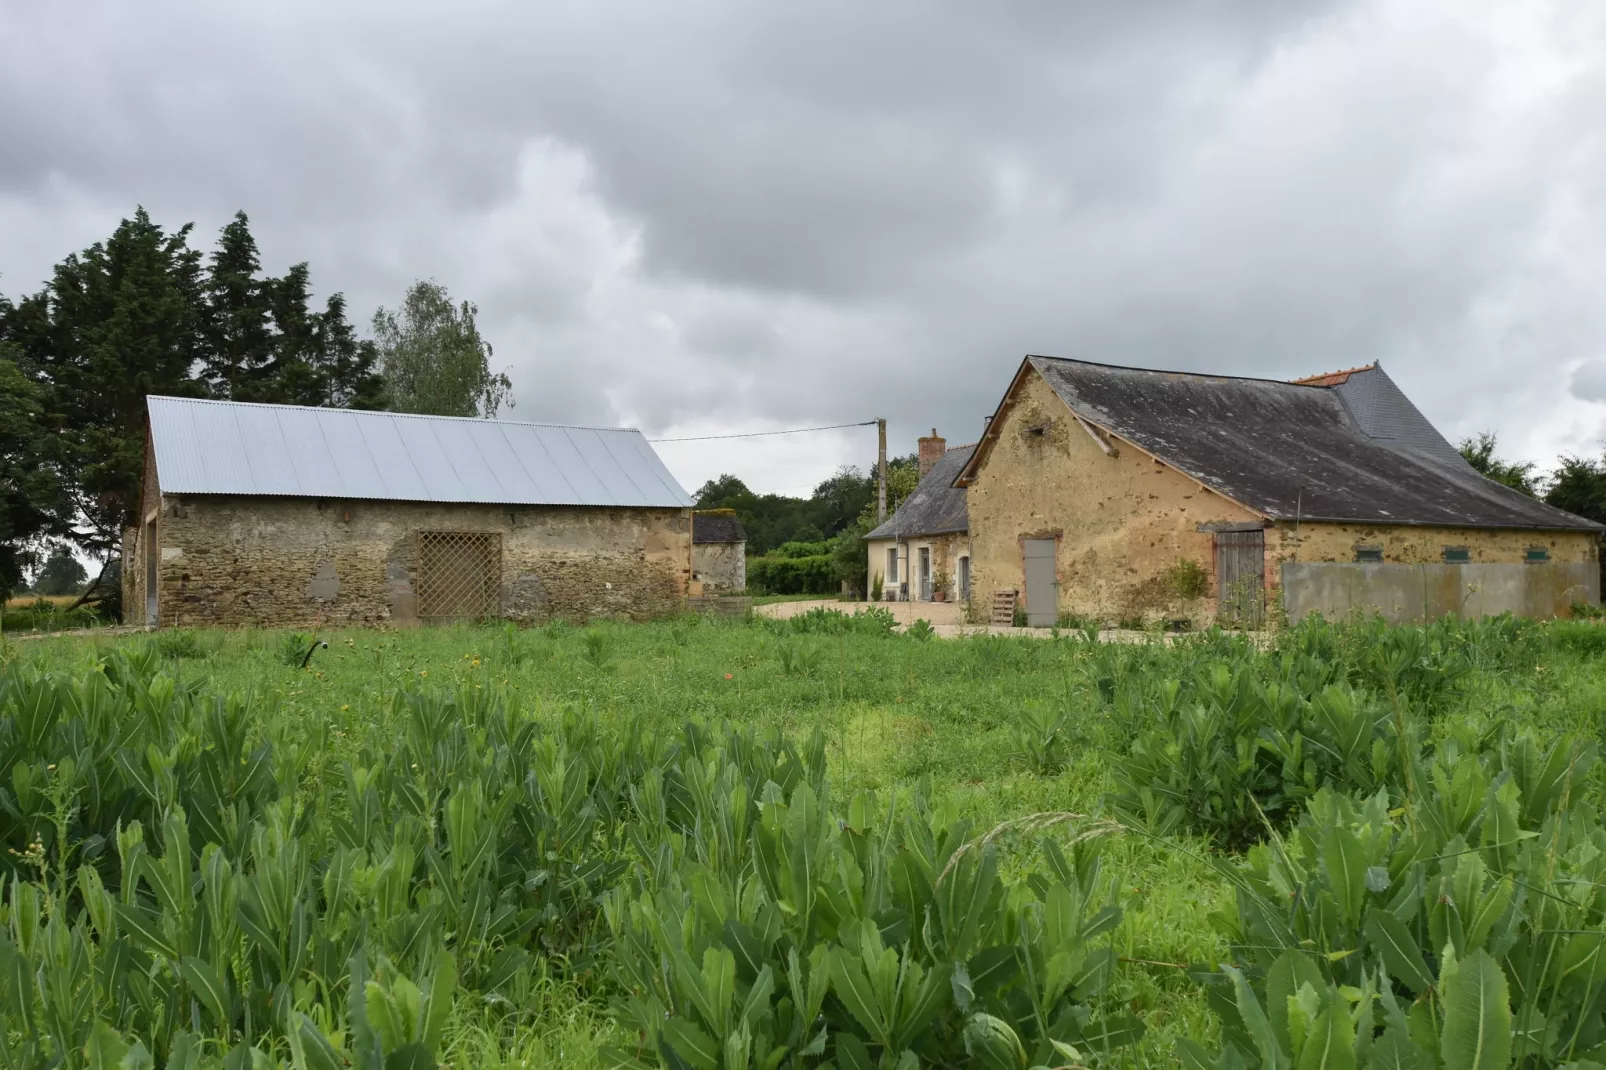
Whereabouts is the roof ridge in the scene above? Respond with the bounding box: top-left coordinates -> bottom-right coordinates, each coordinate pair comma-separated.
1026,354 -> 1342,389
145,394 -> 640,435
1289,364 -> 1377,386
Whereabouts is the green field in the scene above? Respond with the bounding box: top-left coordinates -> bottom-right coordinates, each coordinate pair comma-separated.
5,611 -> 1606,1068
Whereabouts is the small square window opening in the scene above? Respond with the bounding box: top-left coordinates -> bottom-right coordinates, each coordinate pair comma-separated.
1442,547 -> 1471,564
1354,546 -> 1383,563
1525,547 -> 1550,563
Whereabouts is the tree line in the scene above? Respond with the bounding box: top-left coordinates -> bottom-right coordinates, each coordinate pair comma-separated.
1457,432 -> 1606,524
0,207 -> 512,608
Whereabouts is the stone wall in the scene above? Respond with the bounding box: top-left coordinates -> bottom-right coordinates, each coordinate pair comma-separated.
692,541 -> 746,592
1272,520 -> 1597,566
966,366 -> 1252,625
131,487 -> 690,628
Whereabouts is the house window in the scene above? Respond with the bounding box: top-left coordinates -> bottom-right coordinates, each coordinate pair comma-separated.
886,547 -> 898,583
1354,546 -> 1383,563
1442,547 -> 1471,563
1526,547 -> 1550,563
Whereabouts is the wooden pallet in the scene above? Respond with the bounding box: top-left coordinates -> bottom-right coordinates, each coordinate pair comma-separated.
990,589 -> 1018,627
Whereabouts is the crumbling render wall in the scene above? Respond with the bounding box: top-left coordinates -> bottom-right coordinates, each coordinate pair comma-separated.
966,366 -> 1257,625
692,541 -> 746,592
132,490 -> 690,628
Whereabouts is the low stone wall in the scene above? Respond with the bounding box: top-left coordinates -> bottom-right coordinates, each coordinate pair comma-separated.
1281,561 -> 1599,623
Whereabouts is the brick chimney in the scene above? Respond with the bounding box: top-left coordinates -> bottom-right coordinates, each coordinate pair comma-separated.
918,428 -> 946,478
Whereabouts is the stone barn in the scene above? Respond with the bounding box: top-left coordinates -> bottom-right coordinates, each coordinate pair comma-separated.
956,356 -> 1602,627
691,510 -> 747,592
124,396 -> 695,628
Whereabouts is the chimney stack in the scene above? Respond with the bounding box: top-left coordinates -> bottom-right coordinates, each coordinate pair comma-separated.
918,428 -> 946,478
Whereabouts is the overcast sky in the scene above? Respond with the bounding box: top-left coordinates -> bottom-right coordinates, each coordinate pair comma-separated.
4,1 -> 1605,497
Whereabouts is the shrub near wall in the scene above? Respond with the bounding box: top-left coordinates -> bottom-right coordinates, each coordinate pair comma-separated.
747,540 -> 836,595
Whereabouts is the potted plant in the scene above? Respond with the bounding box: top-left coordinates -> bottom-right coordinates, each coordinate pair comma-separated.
932,568 -> 952,602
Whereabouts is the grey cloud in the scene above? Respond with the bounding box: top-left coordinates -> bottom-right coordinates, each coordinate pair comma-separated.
2,0 -> 1605,493
1573,361 -> 1606,404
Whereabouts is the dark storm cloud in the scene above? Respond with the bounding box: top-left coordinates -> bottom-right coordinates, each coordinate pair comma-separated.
3,0 -> 1604,491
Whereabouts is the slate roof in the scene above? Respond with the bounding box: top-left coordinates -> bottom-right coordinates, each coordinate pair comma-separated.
146,395 -> 693,508
958,357 -> 1600,532
866,444 -> 976,539
692,512 -> 747,544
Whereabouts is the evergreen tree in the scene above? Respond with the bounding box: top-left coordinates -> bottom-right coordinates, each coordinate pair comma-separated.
2,208 -> 205,561
0,348 -> 68,597
373,280 -> 511,418
202,211 -> 276,400
315,293 -> 387,409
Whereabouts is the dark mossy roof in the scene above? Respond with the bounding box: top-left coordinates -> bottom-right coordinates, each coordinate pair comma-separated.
692,512 -> 747,544
959,356 -> 1600,532
865,444 -> 975,539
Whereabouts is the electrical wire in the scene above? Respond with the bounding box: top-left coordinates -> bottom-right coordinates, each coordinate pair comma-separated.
648,420 -> 878,443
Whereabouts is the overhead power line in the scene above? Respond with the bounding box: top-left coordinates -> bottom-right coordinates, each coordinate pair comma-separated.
648,420 -> 878,443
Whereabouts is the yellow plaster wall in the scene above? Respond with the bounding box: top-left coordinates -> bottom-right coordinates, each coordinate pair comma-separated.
1273,521 -> 1598,566
966,367 -> 1257,624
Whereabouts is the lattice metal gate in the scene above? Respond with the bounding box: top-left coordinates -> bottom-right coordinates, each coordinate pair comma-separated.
417,531 -> 502,621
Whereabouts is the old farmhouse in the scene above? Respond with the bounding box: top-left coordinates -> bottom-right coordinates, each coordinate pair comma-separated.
125,396 -> 695,628
865,433 -> 975,603
954,356 -> 1602,626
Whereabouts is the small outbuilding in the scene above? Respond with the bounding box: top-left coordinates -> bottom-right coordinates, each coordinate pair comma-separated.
956,356 -> 1602,627
125,396 -> 695,628
691,509 -> 748,592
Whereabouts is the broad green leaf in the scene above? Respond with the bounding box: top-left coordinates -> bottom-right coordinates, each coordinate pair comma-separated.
114,904 -> 177,960
661,1019 -> 719,1070
831,949 -> 890,1047
1321,826 -> 1367,925
834,1032 -> 875,1070
892,961 -> 951,1050
420,950 -> 456,1054
1267,952 -> 1325,1054
1078,1013 -> 1145,1050
1369,1029 -> 1431,1070
1223,964 -> 1289,1070
597,1048 -> 655,1070
1294,1003 -> 1354,1070
1176,1037 -> 1220,1070
1440,949 -> 1512,1070
178,957 -> 230,1027
84,1023 -> 130,1070
1364,911 -> 1433,994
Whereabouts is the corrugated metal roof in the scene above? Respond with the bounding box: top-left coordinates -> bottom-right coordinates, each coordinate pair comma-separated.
147,396 -> 694,508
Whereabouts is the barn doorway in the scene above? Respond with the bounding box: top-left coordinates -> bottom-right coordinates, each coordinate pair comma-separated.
1023,538 -> 1057,626
417,531 -> 502,621
143,519 -> 158,625
1216,529 -> 1265,628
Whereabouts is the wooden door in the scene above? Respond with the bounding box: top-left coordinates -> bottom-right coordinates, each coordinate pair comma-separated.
1216,530 -> 1265,628
1023,538 -> 1057,626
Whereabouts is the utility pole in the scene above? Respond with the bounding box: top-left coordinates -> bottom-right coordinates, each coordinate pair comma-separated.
876,418 -> 888,522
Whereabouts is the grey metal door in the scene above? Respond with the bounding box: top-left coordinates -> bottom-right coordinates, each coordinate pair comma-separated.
918,547 -> 932,600
1216,530 -> 1265,628
1023,539 -> 1057,626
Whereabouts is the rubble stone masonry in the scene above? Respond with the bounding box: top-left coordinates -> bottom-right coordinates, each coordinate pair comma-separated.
126,491 -> 690,628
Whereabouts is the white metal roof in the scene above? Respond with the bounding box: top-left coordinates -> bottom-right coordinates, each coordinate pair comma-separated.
146,396 -> 694,508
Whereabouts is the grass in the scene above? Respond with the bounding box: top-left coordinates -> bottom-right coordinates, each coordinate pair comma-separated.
8,612 -> 1604,1065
